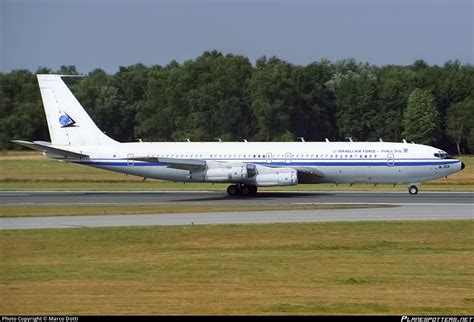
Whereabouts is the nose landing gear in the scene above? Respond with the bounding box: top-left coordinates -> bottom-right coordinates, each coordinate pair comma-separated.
408,185 -> 419,195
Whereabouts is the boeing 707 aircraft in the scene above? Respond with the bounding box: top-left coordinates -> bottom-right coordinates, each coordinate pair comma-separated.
13,74 -> 465,196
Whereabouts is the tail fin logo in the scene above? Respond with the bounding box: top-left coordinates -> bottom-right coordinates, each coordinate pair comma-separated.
59,113 -> 77,128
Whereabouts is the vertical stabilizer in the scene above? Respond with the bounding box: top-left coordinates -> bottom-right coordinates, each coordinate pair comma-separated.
37,74 -> 118,146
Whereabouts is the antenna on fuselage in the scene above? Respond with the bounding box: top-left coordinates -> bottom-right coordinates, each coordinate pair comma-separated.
216,138 -> 222,143
403,139 -> 407,143
243,139 -> 248,142
345,137 -> 353,142
379,138 -> 383,142
298,137 -> 305,142
325,138 -> 330,142
186,138 -> 191,142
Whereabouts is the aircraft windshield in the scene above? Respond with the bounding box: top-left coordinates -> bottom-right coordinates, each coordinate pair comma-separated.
434,152 -> 453,159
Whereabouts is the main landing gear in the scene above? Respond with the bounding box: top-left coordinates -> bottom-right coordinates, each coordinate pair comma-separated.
408,185 -> 419,195
227,184 -> 258,196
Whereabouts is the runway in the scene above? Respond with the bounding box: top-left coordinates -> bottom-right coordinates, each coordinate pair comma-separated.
1,203 -> 472,230
0,191 -> 472,230
1,191 -> 473,205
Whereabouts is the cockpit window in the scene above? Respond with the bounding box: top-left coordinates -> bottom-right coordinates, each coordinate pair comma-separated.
434,152 -> 453,159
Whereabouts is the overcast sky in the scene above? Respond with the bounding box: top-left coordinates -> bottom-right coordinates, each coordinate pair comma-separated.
1,0 -> 473,74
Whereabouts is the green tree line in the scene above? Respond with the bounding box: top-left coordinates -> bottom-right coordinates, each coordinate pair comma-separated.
1,51 -> 473,154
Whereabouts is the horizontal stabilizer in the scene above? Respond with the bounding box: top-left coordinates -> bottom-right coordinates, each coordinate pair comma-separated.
132,157 -> 206,171
12,140 -> 89,159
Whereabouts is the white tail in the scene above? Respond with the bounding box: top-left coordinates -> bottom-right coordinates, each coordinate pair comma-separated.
37,74 -> 118,146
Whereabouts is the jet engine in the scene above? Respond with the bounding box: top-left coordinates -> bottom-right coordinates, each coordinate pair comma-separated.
190,163 -> 298,186
252,169 -> 298,186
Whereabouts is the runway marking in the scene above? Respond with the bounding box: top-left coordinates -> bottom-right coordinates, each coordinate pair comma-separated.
292,202 -> 474,206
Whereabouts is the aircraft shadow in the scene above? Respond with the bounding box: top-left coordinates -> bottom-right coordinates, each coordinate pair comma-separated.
175,191 -> 334,202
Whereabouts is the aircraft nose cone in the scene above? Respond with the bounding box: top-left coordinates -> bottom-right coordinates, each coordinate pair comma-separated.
461,162 -> 465,170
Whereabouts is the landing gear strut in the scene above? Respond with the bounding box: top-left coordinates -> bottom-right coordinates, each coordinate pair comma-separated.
226,184 -> 258,196
408,185 -> 419,195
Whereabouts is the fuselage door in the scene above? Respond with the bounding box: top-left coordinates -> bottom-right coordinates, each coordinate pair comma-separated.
127,153 -> 134,166
387,153 -> 395,167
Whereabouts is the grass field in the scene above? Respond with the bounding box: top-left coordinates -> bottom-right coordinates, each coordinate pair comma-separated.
1,151 -> 473,191
1,220 -> 472,315
1,152 -> 472,315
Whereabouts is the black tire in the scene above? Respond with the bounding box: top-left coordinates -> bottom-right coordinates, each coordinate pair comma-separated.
240,185 -> 250,196
227,185 -> 239,196
249,185 -> 258,195
408,185 -> 418,195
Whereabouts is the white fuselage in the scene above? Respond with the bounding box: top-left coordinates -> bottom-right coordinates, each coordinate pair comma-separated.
60,141 -> 463,185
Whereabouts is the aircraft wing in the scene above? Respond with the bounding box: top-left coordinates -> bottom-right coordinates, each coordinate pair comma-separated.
12,140 -> 89,159
132,157 -> 206,171
131,158 -> 326,177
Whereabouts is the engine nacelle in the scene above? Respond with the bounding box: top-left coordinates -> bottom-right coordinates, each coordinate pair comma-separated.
190,164 -> 297,186
253,168 -> 298,186
191,165 -> 248,182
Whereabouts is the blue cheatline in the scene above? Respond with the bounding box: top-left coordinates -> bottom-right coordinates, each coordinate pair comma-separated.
72,159 -> 461,167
